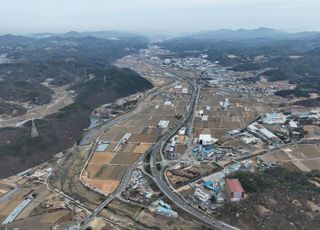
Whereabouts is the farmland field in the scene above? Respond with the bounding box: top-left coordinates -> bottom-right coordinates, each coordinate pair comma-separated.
260,144 -> 320,172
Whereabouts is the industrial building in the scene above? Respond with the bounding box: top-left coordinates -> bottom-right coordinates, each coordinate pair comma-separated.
203,180 -> 221,193
262,112 -> 286,124
198,133 -> 218,146
164,101 -> 172,106
96,141 -> 110,152
219,98 -> 230,110
182,88 -> 188,94
248,122 -> 282,144
194,187 -> 210,202
153,200 -> 178,218
178,127 -> 186,135
119,133 -> 132,144
201,115 -> 209,121
289,120 -> 298,129
158,120 -> 170,128
225,179 -> 245,201
163,58 -> 171,65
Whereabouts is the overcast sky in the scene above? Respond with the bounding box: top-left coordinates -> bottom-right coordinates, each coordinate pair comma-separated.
1,0 -> 320,34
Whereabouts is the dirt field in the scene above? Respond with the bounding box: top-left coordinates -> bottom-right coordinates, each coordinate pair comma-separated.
133,143 -> 152,154
90,152 -> 116,164
175,144 -> 188,154
0,188 -> 8,195
128,134 -> 158,143
94,165 -> 129,180
88,217 -> 112,230
166,171 -> 191,187
303,125 -> 320,139
3,214 -> 59,230
0,200 -> 20,217
261,144 -> 320,172
40,210 -> 70,223
83,177 -> 119,194
85,164 -> 101,178
110,152 -> 142,165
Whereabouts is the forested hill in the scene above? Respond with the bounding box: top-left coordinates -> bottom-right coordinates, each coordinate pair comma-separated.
0,33 -> 153,178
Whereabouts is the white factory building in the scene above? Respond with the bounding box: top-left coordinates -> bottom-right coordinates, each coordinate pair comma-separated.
182,88 -> 188,94
262,112 -> 286,124
289,120 -> 298,129
219,98 -> 230,110
178,127 -> 186,135
163,58 -> 171,65
158,120 -> 170,128
201,115 -> 209,121
199,133 -> 218,146
248,122 -> 282,144
194,188 -> 210,202
164,101 -> 172,106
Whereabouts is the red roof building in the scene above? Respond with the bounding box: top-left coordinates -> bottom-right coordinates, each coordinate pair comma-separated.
225,179 -> 245,200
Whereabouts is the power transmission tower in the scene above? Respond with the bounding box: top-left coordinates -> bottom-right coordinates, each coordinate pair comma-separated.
31,119 -> 39,138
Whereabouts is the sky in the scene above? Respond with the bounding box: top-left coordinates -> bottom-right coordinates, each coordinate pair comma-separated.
0,0 -> 320,34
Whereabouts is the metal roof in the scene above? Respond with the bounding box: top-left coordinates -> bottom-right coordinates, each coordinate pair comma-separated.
226,179 -> 244,193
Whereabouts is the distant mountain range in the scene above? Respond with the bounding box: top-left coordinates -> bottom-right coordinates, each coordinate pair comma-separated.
180,28 -> 320,41
28,30 -> 145,39
1,28 -> 320,46
0,34 -> 34,46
